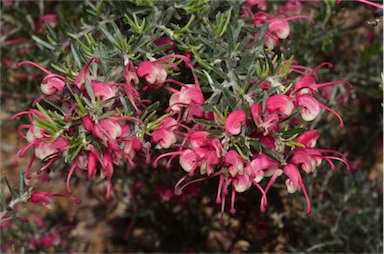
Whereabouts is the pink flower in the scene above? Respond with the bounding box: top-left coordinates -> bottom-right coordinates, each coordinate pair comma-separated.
91,81 -> 116,106
101,153 -> 114,199
17,61 -> 67,95
179,149 -> 198,173
30,191 -> 81,206
41,74 -> 67,95
197,148 -> 221,175
87,152 -> 98,180
123,136 -> 142,160
73,57 -> 99,89
225,110 -> 247,136
92,119 -> 122,144
266,94 -> 295,117
246,0 -> 267,10
34,137 -> 69,161
246,153 -> 279,182
151,117 -> 178,149
154,37 -> 177,51
169,84 -> 205,121
296,130 -> 320,149
81,114 -> 95,132
25,125 -> 48,143
35,14 -> 58,33
232,174 -> 252,193
283,163 -> 311,214
123,62 -> 139,85
250,102 -> 279,135
268,19 -> 290,39
188,131 -> 224,158
225,150 -> 248,177
137,61 -> 167,84
296,95 -> 321,121
291,150 -> 319,173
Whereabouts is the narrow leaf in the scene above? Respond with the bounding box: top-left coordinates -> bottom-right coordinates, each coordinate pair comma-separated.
31,35 -> 55,50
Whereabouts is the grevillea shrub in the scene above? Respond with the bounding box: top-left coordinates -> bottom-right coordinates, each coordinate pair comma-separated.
1,0 -> 382,253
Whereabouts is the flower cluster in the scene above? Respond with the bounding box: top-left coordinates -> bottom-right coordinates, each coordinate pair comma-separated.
152,59 -> 352,216
11,1 -> 353,218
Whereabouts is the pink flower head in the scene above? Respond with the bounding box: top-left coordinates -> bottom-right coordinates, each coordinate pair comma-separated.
169,85 -> 205,111
151,117 -> 178,149
250,102 -> 279,135
123,62 -> 139,85
91,81 -> 116,106
277,0 -> 304,15
73,57 -> 99,89
25,125 -> 48,143
137,61 -> 167,84
283,163 -> 311,214
179,149 -> 198,173
93,119 -> 122,144
123,136 -> 142,159
169,84 -> 205,122
34,137 -> 69,161
41,74 -> 67,95
268,19 -> 290,39
297,95 -> 321,121
87,152 -> 98,180
101,152 -> 114,200
225,110 -> 247,136
30,191 -> 81,206
154,37 -> 177,51
35,14 -> 57,33
232,174 -> 252,193
198,148 -> 221,175
291,150 -> 319,173
225,150 -> 248,177
246,0 -> 267,10
188,131 -> 224,158
266,94 -> 295,117
247,153 -> 279,182
82,114 -> 95,132
296,130 -> 320,149
251,102 -> 263,125
16,61 -> 67,95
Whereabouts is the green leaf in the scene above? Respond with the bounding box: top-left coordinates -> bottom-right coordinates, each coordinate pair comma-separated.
1,208 -> 27,225
282,127 -> 307,138
206,131 -> 225,139
42,98 -> 67,116
226,24 -> 234,52
140,101 -> 160,121
71,145 -> 83,161
251,141 -> 282,163
219,9 -> 231,38
3,177 -> 13,196
255,21 -> 270,41
0,185 -> 8,210
193,118 -> 219,127
19,170 -> 25,195
223,87 -> 236,110
100,26 -> 120,48
162,6 -> 175,25
35,102 -> 56,126
31,35 -> 55,50
84,77 -> 95,102
71,44 -> 82,68
176,14 -> 195,34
